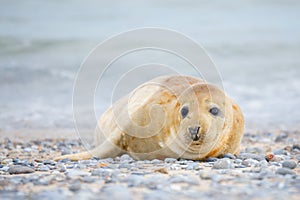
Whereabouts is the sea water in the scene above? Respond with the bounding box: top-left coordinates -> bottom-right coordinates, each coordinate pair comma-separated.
0,0 -> 299,133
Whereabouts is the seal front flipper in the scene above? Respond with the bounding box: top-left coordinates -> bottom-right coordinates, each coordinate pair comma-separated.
53,140 -> 122,161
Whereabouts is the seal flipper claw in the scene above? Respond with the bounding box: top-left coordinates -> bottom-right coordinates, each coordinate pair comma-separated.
54,151 -> 94,161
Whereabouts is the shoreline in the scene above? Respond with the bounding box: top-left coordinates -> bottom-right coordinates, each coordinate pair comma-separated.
1,127 -> 299,140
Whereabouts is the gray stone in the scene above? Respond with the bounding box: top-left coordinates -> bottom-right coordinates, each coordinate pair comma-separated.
213,158 -> 234,169
124,174 -> 145,187
0,191 -> 26,199
8,165 -> 34,174
69,182 -> 81,192
292,144 -> 300,151
119,163 -> 132,169
282,160 -> 297,169
275,132 -> 288,142
43,160 -> 56,166
151,159 -> 162,164
242,158 -> 260,167
273,149 -> 288,155
61,148 -> 72,155
222,153 -> 236,159
37,166 -> 50,172
13,159 -> 33,167
206,157 -> 218,162
0,166 -> 9,172
23,147 -> 32,152
91,168 -> 112,177
56,164 -> 66,172
140,174 -> 168,189
65,169 -> 90,177
34,177 -> 51,186
199,171 -> 213,180
237,153 -> 265,161
234,159 -> 243,164
81,176 -> 95,183
101,185 -> 132,200
33,188 -> 72,199
143,190 -> 178,200
164,158 -> 177,163
259,160 -> 269,168
245,147 -> 265,155
169,175 -> 199,185
276,168 -> 296,176
120,154 -> 133,162
186,162 -> 200,170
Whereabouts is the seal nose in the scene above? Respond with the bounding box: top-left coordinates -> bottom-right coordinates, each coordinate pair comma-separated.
188,126 -> 200,141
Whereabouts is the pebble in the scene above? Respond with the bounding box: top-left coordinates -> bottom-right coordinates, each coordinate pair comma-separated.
8,165 -> 34,174
33,189 -> 72,199
292,144 -> 300,151
43,160 -> 56,166
222,153 -> 236,159
282,160 -> 297,169
101,185 -> 133,200
260,160 -> 269,168
56,164 -> 66,172
185,163 -> 200,170
275,132 -> 288,142
65,169 -> 90,177
0,166 -> 9,172
120,154 -> 133,163
242,158 -> 260,167
213,158 -> 234,169
124,174 -> 145,187
237,153 -> 265,161
13,159 -> 34,167
61,147 -> 72,155
244,147 -> 265,155
69,182 -> 81,192
164,158 -> 177,163
151,159 -> 162,164
169,175 -> 199,185
199,170 -> 213,180
206,157 -> 218,162
276,168 -> 296,176
81,176 -> 95,183
37,166 -> 50,172
273,149 -> 288,155
91,168 -> 112,177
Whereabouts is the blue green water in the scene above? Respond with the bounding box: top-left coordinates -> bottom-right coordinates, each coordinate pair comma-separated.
0,0 -> 300,132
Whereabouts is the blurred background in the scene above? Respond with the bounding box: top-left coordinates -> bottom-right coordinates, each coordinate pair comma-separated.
0,0 -> 299,135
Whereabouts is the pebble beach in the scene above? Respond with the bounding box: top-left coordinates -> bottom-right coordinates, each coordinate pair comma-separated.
0,130 -> 299,200
1,1 -> 300,200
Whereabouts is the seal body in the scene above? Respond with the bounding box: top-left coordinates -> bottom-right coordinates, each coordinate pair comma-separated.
54,75 -> 244,161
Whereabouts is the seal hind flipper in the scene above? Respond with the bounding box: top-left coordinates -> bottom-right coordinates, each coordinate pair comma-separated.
53,140 -> 122,161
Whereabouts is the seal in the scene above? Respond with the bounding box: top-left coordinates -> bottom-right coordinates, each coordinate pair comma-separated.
54,75 -> 244,161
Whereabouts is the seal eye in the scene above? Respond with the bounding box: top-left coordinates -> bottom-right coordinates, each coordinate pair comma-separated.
181,106 -> 189,118
209,107 -> 220,116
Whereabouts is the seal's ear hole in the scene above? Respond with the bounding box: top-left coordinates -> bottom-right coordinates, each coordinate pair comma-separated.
180,106 -> 189,119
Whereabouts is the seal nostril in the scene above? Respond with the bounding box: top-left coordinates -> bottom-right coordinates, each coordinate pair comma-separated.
189,126 -> 201,141
196,126 -> 200,133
